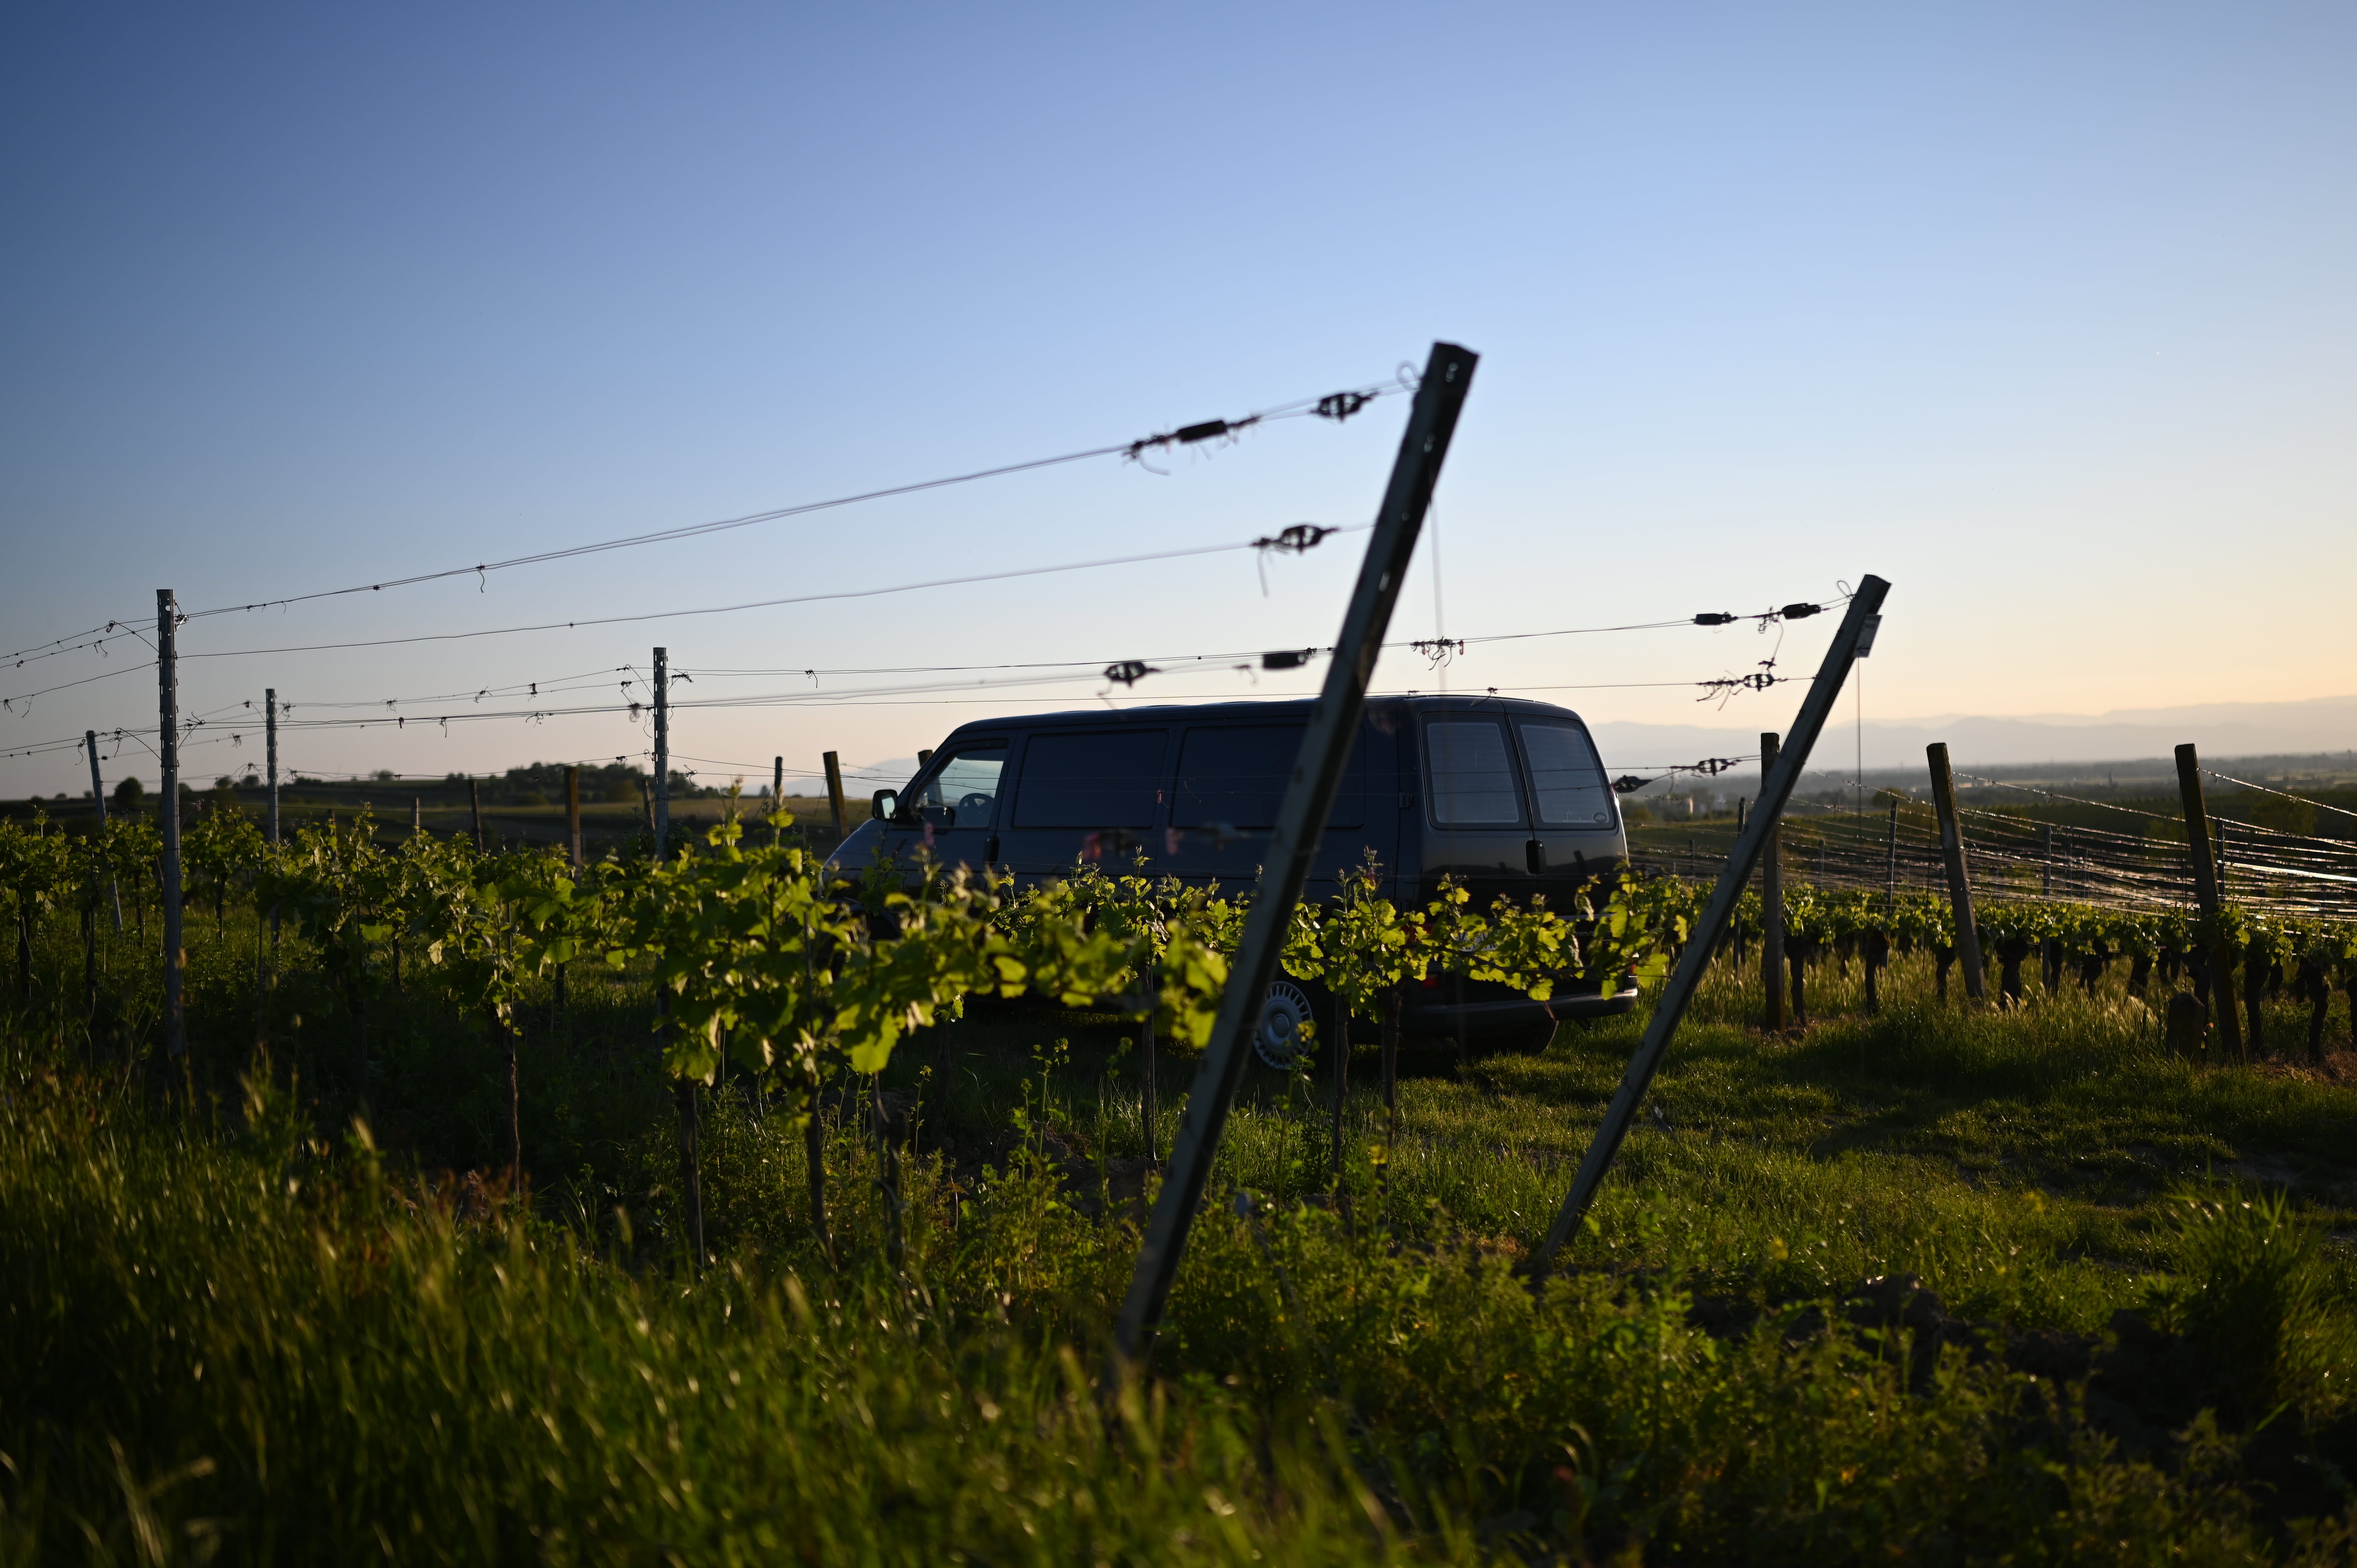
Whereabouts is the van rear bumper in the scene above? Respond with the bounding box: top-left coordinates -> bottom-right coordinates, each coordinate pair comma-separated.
1401,985 -> 1641,1034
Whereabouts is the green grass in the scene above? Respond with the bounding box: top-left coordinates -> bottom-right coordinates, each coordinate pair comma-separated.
4,905 -> 2357,1562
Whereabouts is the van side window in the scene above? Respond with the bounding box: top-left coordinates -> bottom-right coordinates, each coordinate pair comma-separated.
1173,723 -> 1364,828
1012,730 -> 1167,828
1516,721 -> 1615,828
913,743 -> 1006,828
1424,718 -> 1523,826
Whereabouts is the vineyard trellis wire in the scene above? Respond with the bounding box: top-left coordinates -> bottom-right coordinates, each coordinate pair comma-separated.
1628,787 -> 2357,923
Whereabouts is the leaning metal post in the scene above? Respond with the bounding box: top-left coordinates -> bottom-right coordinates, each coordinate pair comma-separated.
1525,578 -> 1890,1277
1111,341 -> 1478,1368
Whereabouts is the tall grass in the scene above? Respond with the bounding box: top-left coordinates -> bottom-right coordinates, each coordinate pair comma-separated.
4,895 -> 2355,1560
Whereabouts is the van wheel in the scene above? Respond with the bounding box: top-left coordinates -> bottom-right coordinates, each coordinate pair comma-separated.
1253,980 -> 1318,1071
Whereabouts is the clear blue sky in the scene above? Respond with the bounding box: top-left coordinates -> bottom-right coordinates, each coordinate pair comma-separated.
4,2 -> 2350,796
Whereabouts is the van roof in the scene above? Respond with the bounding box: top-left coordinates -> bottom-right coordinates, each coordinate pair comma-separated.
929,692 -> 1594,745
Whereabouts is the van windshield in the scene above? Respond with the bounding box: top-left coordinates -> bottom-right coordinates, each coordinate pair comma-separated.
915,744 -> 1006,828
1515,721 -> 1614,829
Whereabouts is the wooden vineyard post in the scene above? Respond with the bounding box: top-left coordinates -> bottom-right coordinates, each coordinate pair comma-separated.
265,690 -> 279,846
156,590 -> 186,1061
647,644 -> 699,1263
770,756 -> 784,844
1139,978 -> 1159,1162
411,798 -> 421,835
469,780 -> 484,853
1113,340 -> 1478,1369
652,647 -> 671,862
1925,744 -> 1986,1001
263,691 -> 279,1019
823,751 -> 849,840
1526,578 -> 1892,1275
2175,743 -> 2243,1060
2042,823 -> 2053,895
85,731 -> 121,930
566,766 -> 583,868
1760,733 -> 1786,1031
1380,987 -> 1401,1199
1728,798 -> 1750,959
1883,798 -> 1899,917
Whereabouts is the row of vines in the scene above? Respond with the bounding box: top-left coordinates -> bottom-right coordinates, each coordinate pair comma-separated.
0,800 -> 1691,1259
1724,881 -> 2357,1063
6,799 -> 2351,1249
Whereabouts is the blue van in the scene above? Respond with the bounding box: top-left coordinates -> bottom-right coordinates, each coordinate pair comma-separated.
825,694 -> 1639,1057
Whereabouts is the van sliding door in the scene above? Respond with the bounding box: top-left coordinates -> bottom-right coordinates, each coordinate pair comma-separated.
998,728 -> 1170,877
1161,722 -> 1379,898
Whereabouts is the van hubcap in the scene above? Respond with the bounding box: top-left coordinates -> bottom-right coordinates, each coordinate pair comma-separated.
1253,980 -> 1314,1069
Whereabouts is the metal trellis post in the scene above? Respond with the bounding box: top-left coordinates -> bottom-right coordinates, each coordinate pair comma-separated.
1525,576 -> 1891,1276
1112,340 -> 1478,1369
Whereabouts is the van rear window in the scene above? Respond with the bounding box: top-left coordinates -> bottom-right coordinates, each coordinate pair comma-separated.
1516,721 -> 1615,828
1424,719 -> 1522,826
1012,730 -> 1167,828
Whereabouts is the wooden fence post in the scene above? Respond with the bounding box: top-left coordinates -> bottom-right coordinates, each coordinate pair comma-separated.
1883,798 -> 1899,918
156,590 -> 186,1060
2174,743 -> 2243,1060
85,731 -> 122,930
1925,743 -> 1986,1000
823,751 -> 849,840
566,766 -> 583,868
1760,734 -> 1785,1031
469,780 -> 484,853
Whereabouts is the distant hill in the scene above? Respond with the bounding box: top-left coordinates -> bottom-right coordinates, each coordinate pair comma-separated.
1587,693 -> 2357,773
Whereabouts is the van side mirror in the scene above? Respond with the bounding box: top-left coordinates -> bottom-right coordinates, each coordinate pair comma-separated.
871,789 -> 898,822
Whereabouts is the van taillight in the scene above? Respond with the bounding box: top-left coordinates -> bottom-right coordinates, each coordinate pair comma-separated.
1421,966 -> 1441,990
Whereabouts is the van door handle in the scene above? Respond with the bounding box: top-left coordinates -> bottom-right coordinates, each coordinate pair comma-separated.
1526,837 -> 1546,874
985,834 -> 1000,864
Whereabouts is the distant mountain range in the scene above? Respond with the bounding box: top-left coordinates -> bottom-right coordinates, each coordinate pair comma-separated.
1587,694 -> 2357,774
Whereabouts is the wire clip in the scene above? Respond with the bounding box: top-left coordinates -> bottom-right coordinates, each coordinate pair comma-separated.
1252,523 -> 1334,554
1127,415 -> 1262,461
